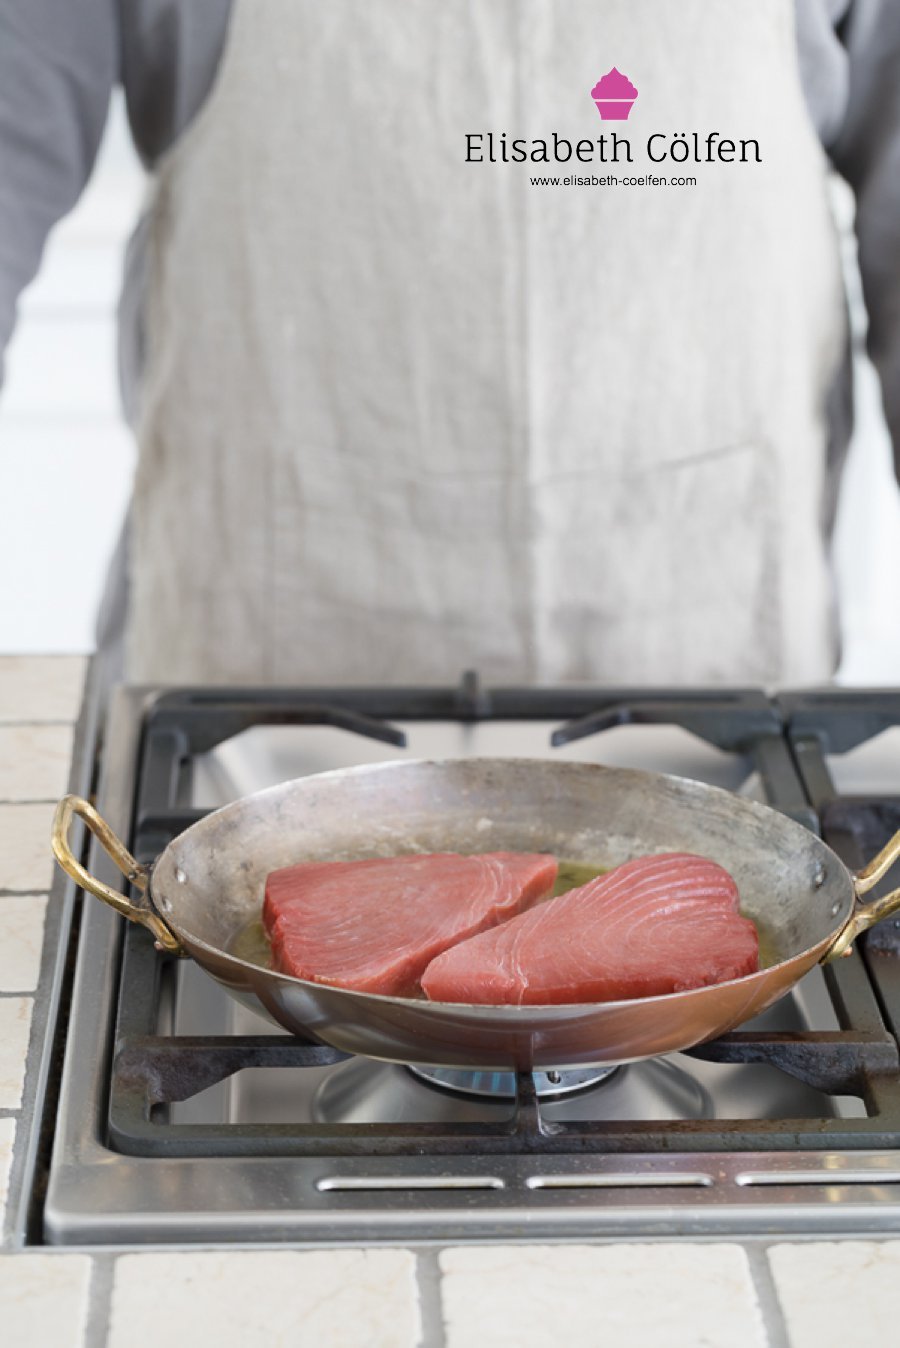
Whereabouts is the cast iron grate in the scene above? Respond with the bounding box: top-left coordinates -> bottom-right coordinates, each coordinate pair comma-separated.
106,679 -> 900,1158
781,691 -> 900,1036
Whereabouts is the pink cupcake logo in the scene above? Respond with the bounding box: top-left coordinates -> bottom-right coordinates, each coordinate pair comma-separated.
591,68 -> 638,121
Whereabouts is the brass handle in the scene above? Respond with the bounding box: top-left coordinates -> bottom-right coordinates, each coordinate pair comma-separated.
824,828 -> 900,961
51,794 -> 182,953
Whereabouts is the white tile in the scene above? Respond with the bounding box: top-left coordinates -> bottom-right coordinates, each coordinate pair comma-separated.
0,657 -> 86,723
0,1118 -> 14,1219
53,170 -> 145,245
19,241 -> 125,317
0,805 -> 56,891
0,317 -> 120,416
50,95 -> 145,245
0,897 -> 48,991
0,1254 -> 92,1348
109,1250 -> 420,1348
769,1241 -> 900,1348
0,726 -> 73,801
440,1244 -> 766,1348
0,425 -> 134,654
0,997 -> 33,1109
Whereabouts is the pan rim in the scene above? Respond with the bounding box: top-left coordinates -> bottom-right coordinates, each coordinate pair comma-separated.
149,756 -> 852,1015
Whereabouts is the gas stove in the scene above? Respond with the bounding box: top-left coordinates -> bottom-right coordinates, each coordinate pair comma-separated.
25,678 -> 900,1244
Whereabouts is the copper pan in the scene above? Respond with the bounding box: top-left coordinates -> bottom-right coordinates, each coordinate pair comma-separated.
51,758 -> 900,1071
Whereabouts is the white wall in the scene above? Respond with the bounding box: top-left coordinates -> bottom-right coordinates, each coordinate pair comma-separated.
829,180 -> 900,683
0,96 -> 140,654
1,98 -> 899,682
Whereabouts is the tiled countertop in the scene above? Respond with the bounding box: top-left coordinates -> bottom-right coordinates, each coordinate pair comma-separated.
2,655 -> 900,1348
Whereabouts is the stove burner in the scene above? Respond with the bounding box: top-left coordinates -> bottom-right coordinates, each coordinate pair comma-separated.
310,1054 -> 715,1127
408,1065 -> 618,1099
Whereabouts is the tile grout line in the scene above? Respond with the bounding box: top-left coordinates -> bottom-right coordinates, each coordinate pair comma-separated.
0,995 -> 33,1116
82,1253 -> 115,1348
0,797 -> 68,802
745,1243 -> 793,1348
415,1248 -> 447,1348
0,714 -> 76,718
0,1116 -> 16,1248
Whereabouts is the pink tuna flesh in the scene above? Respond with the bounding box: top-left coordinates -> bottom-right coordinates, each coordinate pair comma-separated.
263,851 -> 559,995
420,852 -> 758,1005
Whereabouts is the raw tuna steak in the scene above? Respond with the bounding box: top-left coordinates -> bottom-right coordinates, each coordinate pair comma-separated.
420,852 -> 758,1005
263,852 -> 558,995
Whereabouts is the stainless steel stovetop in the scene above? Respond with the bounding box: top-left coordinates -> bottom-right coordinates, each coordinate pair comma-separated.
30,680 -> 900,1244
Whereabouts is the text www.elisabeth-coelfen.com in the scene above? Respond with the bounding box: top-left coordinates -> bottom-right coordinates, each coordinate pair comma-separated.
529,173 -> 698,188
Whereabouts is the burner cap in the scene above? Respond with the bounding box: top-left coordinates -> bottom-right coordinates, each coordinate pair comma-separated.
408,1064 -> 618,1099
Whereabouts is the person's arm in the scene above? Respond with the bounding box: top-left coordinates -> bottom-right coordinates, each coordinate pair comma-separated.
0,0 -> 118,382
829,0 -> 900,482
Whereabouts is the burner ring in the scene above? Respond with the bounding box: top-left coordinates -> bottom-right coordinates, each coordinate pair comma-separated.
408,1064 -> 619,1100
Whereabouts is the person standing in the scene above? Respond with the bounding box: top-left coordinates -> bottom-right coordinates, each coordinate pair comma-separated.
1,0 -> 898,686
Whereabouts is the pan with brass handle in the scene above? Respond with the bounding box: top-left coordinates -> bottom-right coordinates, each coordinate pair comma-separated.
45,760 -> 900,1071
824,827 -> 900,961
51,794 -> 183,954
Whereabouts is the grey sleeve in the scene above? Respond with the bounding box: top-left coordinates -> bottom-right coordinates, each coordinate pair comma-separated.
830,0 -> 900,481
0,0 -> 118,382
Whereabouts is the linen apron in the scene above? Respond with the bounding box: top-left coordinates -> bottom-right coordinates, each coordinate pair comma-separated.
130,0 -> 845,685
